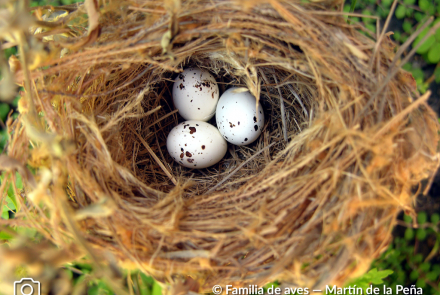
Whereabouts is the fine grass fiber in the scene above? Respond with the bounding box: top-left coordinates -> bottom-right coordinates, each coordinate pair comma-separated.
1,0 -> 439,293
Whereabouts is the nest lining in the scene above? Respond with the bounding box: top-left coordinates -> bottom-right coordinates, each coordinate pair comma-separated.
4,0 -> 440,292
105,58 -> 313,195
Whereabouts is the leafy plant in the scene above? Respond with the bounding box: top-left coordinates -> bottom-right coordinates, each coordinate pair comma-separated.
344,268 -> 394,293
371,212 -> 440,295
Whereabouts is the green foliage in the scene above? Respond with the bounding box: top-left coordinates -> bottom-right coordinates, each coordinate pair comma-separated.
418,211 -> 428,224
347,0 -> 440,65
432,213 -> 440,224
1,172 -> 22,215
344,0 -> 439,108
345,268 -> 393,292
0,103 -> 10,122
401,63 -> 430,93
419,0 -> 431,11
371,211 -> 440,295
396,5 -> 407,19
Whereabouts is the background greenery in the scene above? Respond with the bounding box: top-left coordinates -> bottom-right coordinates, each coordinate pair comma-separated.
1,0 -> 439,294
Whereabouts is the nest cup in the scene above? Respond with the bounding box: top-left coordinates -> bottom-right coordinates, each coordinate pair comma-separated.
5,0 -> 440,292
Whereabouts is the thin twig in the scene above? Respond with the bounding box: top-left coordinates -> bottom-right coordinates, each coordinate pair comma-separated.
369,0 -> 398,69
287,84 -> 309,119
207,142 -> 276,194
374,91 -> 431,139
390,17 -> 434,72
133,128 -> 178,185
272,74 -> 288,142
146,109 -> 178,129
358,20 -> 440,122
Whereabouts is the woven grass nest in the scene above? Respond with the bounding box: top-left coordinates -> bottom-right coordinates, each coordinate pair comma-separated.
3,0 -> 440,292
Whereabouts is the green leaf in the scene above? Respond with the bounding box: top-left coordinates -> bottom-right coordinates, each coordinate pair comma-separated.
402,63 -> 413,71
15,172 -> 23,189
16,226 -> 37,238
428,42 -> 440,63
346,267 -> 393,291
406,7 -> 414,17
413,253 -> 424,263
0,103 -> 10,122
369,268 -> 394,284
362,9 -> 373,24
1,210 -> 9,220
3,47 -> 17,59
418,211 -> 428,224
419,0 -> 430,11
12,96 -> 20,108
0,231 -> 13,240
0,130 -> 7,150
378,6 -> 391,18
411,68 -> 424,79
415,35 -> 436,54
416,228 -> 427,240
366,23 -> 376,34
395,5 -> 406,19
420,262 -> 431,272
138,273 -> 152,295
414,12 -> 425,22
393,31 -> 402,42
431,213 -> 440,224
87,284 -> 100,295
349,0 -> 357,13
427,3 -> 436,15
403,214 -> 413,223
382,0 -> 393,7
98,281 -> 113,293
410,269 -> 419,281
434,67 -> 440,83
405,228 -> 414,240
404,0 -> 416,4
151,280 -> 162,295
140,273 -> 154,286
428,272 -> 440,283
416,278 -> 426,288
436,27 -> 440,40
402,21 -> 412,33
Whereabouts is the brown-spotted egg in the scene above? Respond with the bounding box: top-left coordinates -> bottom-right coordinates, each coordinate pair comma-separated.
167,120 -> 227,169
215,87 -> 264,145
172,68 -> 219,121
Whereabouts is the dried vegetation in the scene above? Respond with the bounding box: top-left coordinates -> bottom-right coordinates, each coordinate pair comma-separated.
0,0 -> 439,293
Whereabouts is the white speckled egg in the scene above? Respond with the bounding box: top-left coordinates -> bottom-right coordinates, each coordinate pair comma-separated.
172,68 -> 219,121
167,120 -> 227,169
216,87 -> 264,145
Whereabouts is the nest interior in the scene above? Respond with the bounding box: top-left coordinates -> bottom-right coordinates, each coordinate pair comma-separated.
5,0 -> 440,291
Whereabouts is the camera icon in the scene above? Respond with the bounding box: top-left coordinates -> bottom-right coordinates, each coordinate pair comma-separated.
14,278 -> 40,295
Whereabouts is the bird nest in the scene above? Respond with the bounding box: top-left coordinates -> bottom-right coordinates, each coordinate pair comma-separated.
1,0 -> 439,293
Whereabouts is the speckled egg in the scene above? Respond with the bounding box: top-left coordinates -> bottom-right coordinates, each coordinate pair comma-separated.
172,68 -> 219,121
167,120 -> 227,169
216,87 -> 265,146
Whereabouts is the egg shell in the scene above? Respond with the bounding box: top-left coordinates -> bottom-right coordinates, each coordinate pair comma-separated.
216,87 -> 265,146
167,120 -> 227,169
172,68 -> 219,121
